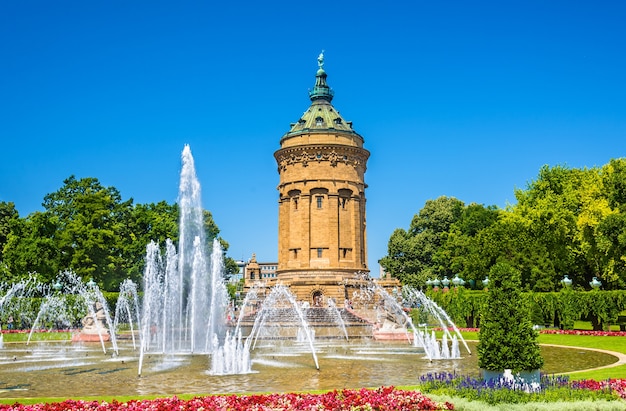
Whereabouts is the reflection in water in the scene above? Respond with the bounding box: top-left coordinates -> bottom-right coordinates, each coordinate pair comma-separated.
0,340 -> 617,398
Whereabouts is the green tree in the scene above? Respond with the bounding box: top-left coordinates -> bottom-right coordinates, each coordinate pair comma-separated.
3,211 -> 61,283
513,165 -> 592,290
477,262 -> 544,373
602,158 -> 626,211
0,201 -> 19,261
41,175 -> 134,290
380,196 -> 463,286
125,201 -> 179,284
439,203 -> 500,284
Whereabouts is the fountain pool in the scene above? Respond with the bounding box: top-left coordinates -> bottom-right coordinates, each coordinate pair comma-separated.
0,338 -> 618,398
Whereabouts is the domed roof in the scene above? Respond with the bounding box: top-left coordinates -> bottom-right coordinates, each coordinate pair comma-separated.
284,52 -> 358,137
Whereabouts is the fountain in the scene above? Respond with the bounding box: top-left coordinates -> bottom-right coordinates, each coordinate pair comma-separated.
26,271 -> 119,355
113,279 -> 141,350
0,143 -> 618,398
402,286 -> 471,357
1,280 -> 29,349
137,145 -> 230,376
242,284 -> 319,369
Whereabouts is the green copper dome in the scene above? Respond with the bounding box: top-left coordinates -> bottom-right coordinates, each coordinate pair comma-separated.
284,52 -> 359,138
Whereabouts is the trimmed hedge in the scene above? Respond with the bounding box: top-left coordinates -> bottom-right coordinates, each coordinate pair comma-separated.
427,289 -> 626,331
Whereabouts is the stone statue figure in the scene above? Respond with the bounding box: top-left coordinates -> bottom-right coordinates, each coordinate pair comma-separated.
317,51 -> 324,68
81,301 -> 108,334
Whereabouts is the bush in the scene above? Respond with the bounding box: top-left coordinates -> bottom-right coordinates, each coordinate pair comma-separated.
477,262 -> 544,372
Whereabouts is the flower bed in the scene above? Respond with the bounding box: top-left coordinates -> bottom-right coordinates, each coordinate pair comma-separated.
0,387 -> 453,411
541,329 -> 626,337
573,379 -> 626,400
418,372 -> 626,405
442,328 -> 626,337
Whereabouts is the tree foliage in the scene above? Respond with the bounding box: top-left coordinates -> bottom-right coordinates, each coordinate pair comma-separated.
379,196 -> 464,286
1,175 -> 238,291
381,158 -> 626,291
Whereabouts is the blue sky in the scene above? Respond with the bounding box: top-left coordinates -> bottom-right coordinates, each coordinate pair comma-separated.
1,1 -> 625,275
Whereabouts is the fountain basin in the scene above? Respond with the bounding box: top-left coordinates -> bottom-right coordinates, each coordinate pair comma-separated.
373,330 -> 414,341
71,333 -> 111,343
0,339 -> 619,398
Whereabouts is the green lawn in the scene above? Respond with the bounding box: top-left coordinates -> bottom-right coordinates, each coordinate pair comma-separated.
1,331 -> 71,342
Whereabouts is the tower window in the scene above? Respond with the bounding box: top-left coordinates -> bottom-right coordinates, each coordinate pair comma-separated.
334,118 -> 342,125
316,196 -> 323,209
293,198 -> 298,210
341,198 -> 347,209
315,116 -> 324,126
317,248 -> 323,258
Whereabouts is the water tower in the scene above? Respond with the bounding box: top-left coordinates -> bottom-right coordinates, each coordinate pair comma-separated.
273,52 -> 371,305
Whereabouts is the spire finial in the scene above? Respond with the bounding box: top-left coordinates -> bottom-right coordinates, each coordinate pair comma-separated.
309,50 -> 334,102
317,50 -> 325,69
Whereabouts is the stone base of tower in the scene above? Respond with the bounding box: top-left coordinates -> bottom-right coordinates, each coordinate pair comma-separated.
239,269 -> 404,340
279,270 -> 354,307
243,269 -> 401,308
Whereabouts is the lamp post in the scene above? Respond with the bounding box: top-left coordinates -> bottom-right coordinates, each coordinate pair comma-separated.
432,278 -> 440,292
560,275 -> 572,288
452,274 -> 465,289
590,277 -> 602,290
441,276 -> 450,291
482,276 -> 489,290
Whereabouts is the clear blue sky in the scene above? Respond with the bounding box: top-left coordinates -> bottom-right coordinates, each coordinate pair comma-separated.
1,1 -> 625,275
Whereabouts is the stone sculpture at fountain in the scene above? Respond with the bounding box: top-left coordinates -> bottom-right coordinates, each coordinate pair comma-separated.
75,301 -> 110,341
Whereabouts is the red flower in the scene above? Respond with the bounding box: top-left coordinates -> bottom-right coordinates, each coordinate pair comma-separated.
0,388 -> 452,410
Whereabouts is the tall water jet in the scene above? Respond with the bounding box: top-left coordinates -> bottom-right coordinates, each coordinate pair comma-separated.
138,145 -> 230,375
178,144 -> 211,353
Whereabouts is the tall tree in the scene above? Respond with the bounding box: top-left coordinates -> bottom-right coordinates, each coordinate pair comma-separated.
513,165 -> 588,290
41,176 -> 134,290
380,196 -> 464,286
440,203 -> 501,285
0,201 -> 19,260
3,211 -> 61,284
126,201 -> 179,284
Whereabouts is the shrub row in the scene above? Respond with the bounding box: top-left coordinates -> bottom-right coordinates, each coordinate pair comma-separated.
427,288 -> 626,331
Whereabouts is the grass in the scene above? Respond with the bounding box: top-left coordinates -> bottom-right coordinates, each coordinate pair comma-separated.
1,331 -> 71,342
427,395 -> 626,411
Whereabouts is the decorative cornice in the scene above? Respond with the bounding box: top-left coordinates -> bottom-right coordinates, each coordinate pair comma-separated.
275,145 -> 369,172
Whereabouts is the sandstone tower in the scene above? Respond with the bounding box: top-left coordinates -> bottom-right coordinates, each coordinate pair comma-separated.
272,53 -> 370,304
